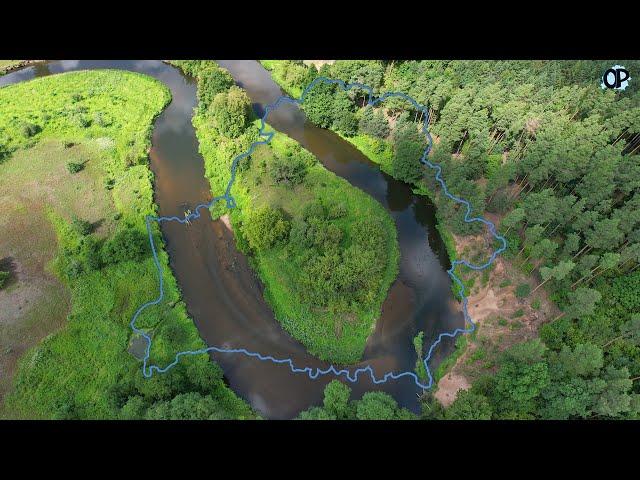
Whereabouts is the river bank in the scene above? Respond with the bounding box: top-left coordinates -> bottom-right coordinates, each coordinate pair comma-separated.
0,60 -> 45,76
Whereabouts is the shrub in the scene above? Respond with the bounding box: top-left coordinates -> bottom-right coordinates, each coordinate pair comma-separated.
269,156 -> 308,186
21,122 -> 41,138
327,201 -> 347,219
0,270 -> 10,289
392,118 -> 426,185
72,217 -> 93,235
487,190 -> 511,214
358,106 -> 389,139
101,227 -> 148,265
67,162 -> 84,174
94,112 -> 111,127
242,206 -> 290,252
515,283 -> 531,298
73,114 -> 91,128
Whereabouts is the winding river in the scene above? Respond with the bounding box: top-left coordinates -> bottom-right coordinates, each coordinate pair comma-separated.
1,60 -> 463,418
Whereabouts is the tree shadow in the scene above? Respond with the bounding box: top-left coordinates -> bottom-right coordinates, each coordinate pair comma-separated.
90,218 -> 104,233
0,257 -> 18,289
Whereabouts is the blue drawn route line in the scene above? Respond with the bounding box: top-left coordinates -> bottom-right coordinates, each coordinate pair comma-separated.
130,75 -> 507,391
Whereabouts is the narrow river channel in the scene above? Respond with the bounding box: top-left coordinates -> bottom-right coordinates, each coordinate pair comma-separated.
1,60 -> 464,418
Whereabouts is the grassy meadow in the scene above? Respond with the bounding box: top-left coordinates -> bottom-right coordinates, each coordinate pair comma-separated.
0,70 -> 254,419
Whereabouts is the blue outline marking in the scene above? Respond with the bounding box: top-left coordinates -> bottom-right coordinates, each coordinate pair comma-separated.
129,75 -> 507,391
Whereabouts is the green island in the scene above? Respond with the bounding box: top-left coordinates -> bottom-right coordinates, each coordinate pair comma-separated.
0,70 -> 254,419
172,60 -> 400,364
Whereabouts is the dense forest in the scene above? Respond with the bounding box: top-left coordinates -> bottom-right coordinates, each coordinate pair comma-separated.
262,60 -> 640,419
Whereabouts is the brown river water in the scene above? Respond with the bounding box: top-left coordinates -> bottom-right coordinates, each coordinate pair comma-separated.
1,60 -> 463,418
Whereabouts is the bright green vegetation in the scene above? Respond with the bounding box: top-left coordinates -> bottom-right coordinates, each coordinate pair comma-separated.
0,70 -> 254,419
172,60 -> 400,364
260,60 -> 312,98
297,380 -> 416,420
263,60 -> 640,419
0,270 -> 9,289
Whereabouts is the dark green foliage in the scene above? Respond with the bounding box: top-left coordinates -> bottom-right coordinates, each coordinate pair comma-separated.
269,155 -> 308,186
66,162 -> 84,174
21,122 -> 41,138
488,339 -> 550,418
298,407 -> 336,420
290,204 -> 389,309
444,390 -> 493,420
101,227 -> 148,265
303,80 -> 337,128
0,270 -> 10,289
359,106 -> 390,139
392,115 -> 426,185
322,380 -> 352,419
331,89 -> 358,136
515,283 -> 531,298
297,380 -> 415,420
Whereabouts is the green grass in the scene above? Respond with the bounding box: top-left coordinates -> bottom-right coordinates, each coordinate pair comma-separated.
259,60 -> 304,98
337,132 -> 394,173
0,70 -> 254,419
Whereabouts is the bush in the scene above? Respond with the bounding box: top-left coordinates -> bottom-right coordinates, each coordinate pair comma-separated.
392,118 -> 426,185
93,112 -> 111,127
327,201 -> 347,219
269,156 -> 308,186
242,206 -> 290,252
515,283 -> 531,298
101,227 -> 148,265
0,270 -> 10,289
21,122 -> 41,138
72,217 -> 93,235
67,162 -> 84,174
73,114 -> 91,128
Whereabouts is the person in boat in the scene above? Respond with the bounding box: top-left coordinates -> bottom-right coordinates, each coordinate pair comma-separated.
184,208 -> 192,225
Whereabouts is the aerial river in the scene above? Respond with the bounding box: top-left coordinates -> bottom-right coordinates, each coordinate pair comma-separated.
1,60 -> 463,418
